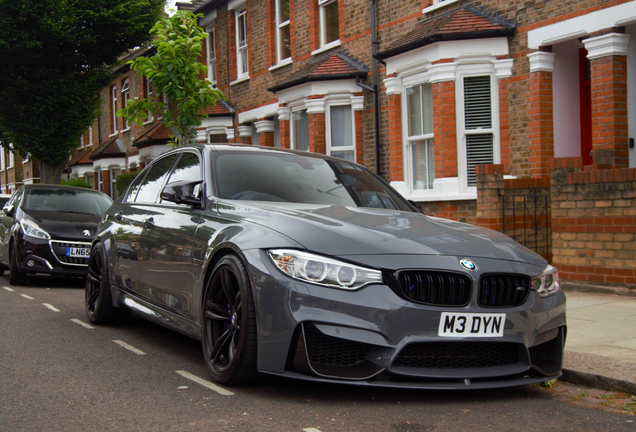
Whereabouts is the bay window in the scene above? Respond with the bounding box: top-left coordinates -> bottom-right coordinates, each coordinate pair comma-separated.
291,109 -> 309,151
327,104 -> 355,162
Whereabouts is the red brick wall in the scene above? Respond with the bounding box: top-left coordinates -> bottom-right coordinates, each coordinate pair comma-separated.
280,118 -> 290,149
552,157 -> 636,287
308,112 -> 326,154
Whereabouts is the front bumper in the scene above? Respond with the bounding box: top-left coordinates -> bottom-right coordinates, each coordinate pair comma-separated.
15,235 -> 90,278
244,249 -> 567,390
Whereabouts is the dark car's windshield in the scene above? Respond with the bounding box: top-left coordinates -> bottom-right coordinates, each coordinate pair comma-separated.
214,152 -> 413,211
23,187 -> 113,215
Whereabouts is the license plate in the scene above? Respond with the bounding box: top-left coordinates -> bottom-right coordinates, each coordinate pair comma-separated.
438,312 -> 506,338
66,247 -> 90,258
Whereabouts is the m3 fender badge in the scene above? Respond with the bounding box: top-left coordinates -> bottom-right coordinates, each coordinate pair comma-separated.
459,258 -> 477,271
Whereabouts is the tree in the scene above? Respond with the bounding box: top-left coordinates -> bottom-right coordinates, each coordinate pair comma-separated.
118,10 -> 225,146
0,0 -> 165,184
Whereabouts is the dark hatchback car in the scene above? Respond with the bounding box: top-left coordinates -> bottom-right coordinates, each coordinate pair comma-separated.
0,185 -> 113,284
86,144 -> 565,390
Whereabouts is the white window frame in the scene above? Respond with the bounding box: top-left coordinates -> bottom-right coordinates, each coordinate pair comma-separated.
318,0 -> 340,51
422,0 -> 460,15
326,100 -> 356,162
88,125 -> 93,146
455,68 -> 500,193
144,79 -> 154,123
275,0 -> 291,64
110,85 -> 118,135
121,79 -> 130,130
79,134 -> 85,149
206,25 -> 218,87
404,82 -> 435,192
235,7 -> 249,81
290,108 -> 309,152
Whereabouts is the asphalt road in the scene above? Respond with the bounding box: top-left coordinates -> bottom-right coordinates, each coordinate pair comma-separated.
1,275 -> 634,432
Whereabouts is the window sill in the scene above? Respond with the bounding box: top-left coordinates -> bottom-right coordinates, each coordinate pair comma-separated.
230,74 -> 250,86
390,179 -> 477,202
311,40 -> 342,56
422,0 -> 460,14
108,132 -> 118,138
269,58 -> 293,71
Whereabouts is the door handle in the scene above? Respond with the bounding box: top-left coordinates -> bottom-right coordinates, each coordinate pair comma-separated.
143,217 -> 155,229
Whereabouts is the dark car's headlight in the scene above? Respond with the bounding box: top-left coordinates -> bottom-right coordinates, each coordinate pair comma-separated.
268,249 -> 382,290
20,219 -> 50,240
531,265 -> 560,297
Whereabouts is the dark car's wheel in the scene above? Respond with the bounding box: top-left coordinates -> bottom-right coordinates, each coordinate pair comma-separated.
9,242 -> 26,286
85,243 -> 130,325
202,254 -> 260,385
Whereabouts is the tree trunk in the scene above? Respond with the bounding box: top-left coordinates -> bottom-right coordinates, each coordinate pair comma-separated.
38,158 -> 68,185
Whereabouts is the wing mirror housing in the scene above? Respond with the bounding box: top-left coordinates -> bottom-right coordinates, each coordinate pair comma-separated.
160,180 -> 204,207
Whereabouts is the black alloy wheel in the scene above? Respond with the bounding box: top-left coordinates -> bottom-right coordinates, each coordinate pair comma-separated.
85,243 -> 130,325
202,254 -> 259,385
9,241 -> 26,286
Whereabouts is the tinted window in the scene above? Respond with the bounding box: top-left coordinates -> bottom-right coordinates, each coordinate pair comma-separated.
166,152 -> 201,184
135,154 -> 178,203
24,188 -> 112,215
214,152 -> 413,211
5,188 -> 23,210
123,171 -> 145,203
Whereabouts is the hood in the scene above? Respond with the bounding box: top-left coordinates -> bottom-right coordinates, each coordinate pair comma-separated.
22,210 -> 102,240
218,202 -> 546,266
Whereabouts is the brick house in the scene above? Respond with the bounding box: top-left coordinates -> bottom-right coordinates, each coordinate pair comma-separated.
3,0 -> 633,289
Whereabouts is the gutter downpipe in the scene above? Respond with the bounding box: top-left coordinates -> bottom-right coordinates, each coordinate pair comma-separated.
371,0 -> 381,176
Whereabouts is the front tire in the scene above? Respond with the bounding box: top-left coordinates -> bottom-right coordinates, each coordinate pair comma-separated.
202,255 -> 260,385
9,242 -> 26,286
85,243 -> 130,325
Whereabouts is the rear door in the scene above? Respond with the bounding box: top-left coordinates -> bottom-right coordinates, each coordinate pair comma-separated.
110,154 -> 179,294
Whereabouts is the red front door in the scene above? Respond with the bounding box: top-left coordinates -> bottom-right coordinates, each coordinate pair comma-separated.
579,48 -> 593,166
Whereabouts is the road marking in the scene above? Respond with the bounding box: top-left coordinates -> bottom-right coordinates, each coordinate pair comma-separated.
20,294 -> 34,300
42,303 -> 60,312
113,340 -> 146,355
71,319 -> 94,329
303,428 -> 323,432
175,370 -> 234,396
3,286 -> 14,292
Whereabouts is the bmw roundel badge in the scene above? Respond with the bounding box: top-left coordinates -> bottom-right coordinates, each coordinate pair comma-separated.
460,258 -> 477,271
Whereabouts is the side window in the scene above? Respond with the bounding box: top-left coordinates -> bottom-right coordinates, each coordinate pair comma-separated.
5,188 -> 23,210
134,154 -> 179,203
166,152 -> 202,184
123,171 -> 145,203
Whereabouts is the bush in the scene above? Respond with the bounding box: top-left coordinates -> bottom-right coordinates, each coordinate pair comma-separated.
116,170 -> 141,195
60,178 -> 93,188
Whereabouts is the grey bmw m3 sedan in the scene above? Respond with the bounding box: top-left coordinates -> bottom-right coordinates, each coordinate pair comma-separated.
85,144 -> 565,389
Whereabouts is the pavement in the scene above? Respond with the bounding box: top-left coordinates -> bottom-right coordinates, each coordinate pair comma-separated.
560,288 -> 636,395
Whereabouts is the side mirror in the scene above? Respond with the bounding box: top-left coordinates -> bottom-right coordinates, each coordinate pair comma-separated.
2,205 -> 15,217
160,180 -> 204,207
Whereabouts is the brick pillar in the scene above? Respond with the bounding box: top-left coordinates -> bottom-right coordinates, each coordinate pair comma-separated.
499,76 -> 511,169
354,109 -> 364,164
582,33 -> 630,168
475,164 -> 504,231
527,52 -> 555,178
433,80 -> 458,178
101,170 -> 111,196
279,106 -> 290,149
255,119 -> 275,147
237,125 -> 252,145
306,97 -> 326,154
308,113 -> 326,154
384,76 -> 403,182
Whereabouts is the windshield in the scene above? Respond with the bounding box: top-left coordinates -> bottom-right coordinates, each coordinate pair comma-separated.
213,152 -> 414,211
24,187 -> 113,215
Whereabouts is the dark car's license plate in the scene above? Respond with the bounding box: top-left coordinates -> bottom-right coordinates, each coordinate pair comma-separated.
67,247 -> 90,258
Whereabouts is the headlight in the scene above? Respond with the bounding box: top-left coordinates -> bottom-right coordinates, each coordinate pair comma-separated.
531,265 -> 560,297
268,249 -> 382,290
20,219 -> 50,239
